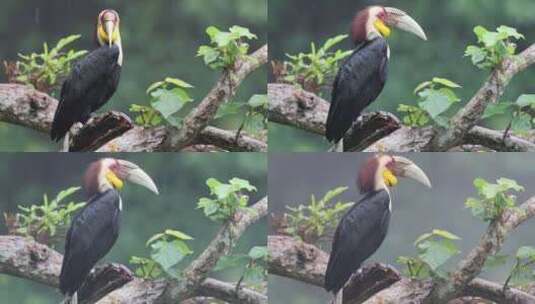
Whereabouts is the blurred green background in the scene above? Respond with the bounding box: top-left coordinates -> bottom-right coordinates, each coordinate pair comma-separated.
269,0 -> 535,151
0,153 -> 267,303
268,153 -> 535,304
0,0 -> 267,151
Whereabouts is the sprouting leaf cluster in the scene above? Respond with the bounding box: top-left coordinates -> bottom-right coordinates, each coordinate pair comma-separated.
397,229 -> 461,279
197,178 -> 257,222
465,177 -> 524,222
285,187 -> 353,244
398,77 -> 462,128
197,25 -> 257,70
281,35 -> 353,94
214,246 -> 268,289
130,229 -> 194,279
216,94 -> 268,138
465,25 -> 524,69
129,77 -> 194,128
482,94 -> 535,134
4,35 -> 87,94
4,187 -> 85,247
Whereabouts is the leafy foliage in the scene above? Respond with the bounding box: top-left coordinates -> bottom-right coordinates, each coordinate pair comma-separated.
465,177 -> 524,222
4,35 -> 87,94
465,25 -> 524,69
3,187 -> 85,247
505,246 -> 535,287
398,77 -> 462,128
397,229 -> 461,279
482,94 -> 535,134
197,25 -> 257,70
216,94 -> 268,138
281,35 -> 352,94
130,229 -> 194,279
197,177 -> 257,222
129,77 -> 194,128
215,246 -> 268,289
284,187 -> 353,244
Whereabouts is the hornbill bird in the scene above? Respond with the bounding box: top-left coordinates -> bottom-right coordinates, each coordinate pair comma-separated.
59,158 -> 158,304
324,154 -> 431,304
51,9 -> 123,142
326,6 -> 427,149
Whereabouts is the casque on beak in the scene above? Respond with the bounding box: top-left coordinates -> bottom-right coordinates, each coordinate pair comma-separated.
117,160 -> 159,195
104,20 -> 114,46
391,156 -> 432,188
384,7 -> 427,41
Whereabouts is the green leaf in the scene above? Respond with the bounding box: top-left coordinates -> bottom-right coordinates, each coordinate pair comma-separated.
151,89 -> 188,118
497,178 -> 524,192
517,246 -> 535,260
248,94 -> 268,108
243,265 -> 265,284
229,25 -> 257,40
511,113 -> 532,132
248,246 -> 268,260
432,77 -> 462,89
214,255 -> 250,272
465,45 -> 486,65
419,90 -> 455,118
497,26 -> 524,40
482,102 -> 514,119
474,26 -> 489,41
229,178 -> 257,192
206,178 -> 233,199
165,229 -> 194,241
215,102 -> 245,119
150,240 -> 188,270
146,81 -> 165,94
146,233 -> 166,246
432,229 -> 461,240
418,239 -> 460,271
165,77 -> 194,89
414,81 -> 432,94
197,197 -> 219,216
516,94 -> 535,109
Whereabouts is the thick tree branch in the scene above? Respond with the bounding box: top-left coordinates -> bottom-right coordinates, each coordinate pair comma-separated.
430,43 -> 535,151
162,44 -> 268,150
268,232 -> 535,304
162,197 -> 268,302
0,82 -> 266,152
268,82 -> 535,152
0,198 -> 268,304
429,196 -> 535,303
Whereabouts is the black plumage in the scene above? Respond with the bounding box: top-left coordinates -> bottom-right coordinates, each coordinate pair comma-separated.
59,189 -> 121,296
324,189 -> 391,293
50,45 -> 121,141
326,37 -> 388,143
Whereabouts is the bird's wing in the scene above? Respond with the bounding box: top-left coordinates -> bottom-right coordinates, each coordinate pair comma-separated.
50,46 -> 120,141
59,190 -> 120,294
324,190 -> 390,293
326,38 -> 389,142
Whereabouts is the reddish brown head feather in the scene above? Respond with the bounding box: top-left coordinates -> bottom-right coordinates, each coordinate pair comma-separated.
84,160 -> 101,198
357,156 -> 379,193
351,8 -> 369,45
